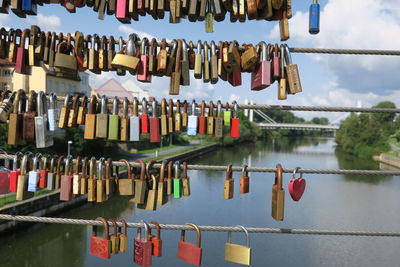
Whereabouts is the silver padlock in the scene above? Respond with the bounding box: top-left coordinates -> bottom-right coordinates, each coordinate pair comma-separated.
35,91 -> 54,148
28,153 -> 42,192
130,97 -> 140,141
48,93 -> 58,131
187,100 -> 198,136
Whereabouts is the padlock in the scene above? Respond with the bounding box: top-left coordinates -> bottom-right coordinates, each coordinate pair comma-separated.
107,36 -> 116,71
202,41 -> 210,83
120,97 -> 130,141
130,97 -> 140,141
58,94 -> 71,129
174,100 -> 182,132
0,151 -> 10,193
96,157 -> 107,202
109,219 -> 120,254
241,44 -> 259,72
27,153 -> 41,192
134,221 -> 152,266
96,95 -> 109,138
42,31 -> 51,64
48,93 -> 58,131
272,43 -> 280,80
167,99 -> 174,134
54,38 -> 78,73
98,36 -> 108,71
149,99 -> 161,143
257,0 -> 273,19
72,156 -> 82,195
182,162 -> 191,196
198,101 -> 207,135
182,100 -> 188,128
278,44 -> 287,100
230,101 -> 240,138
210,41 -> 218,84
133,159 -> 147,204
88,34 -> 100,74
225,225 -> 251,265
225,40 -> 241,72
194,40 -> 202,79
251,42 -> 272,91
187,100 -> 198,136
149,221 -> 162,256
116,0 -> 131,23
105,158 -> 114,195
284,44 -> 302,94
207,101 -> 215,135
239,164 -> 250,194
138,160 -> 157,210
288,166 -> 306,201
84,95 -> 98,140
160,98 -> 168,136
118,219 -> 128,252
217,42 -> 227,81
47,155 -> 58,190
9,152 -> 22,193
228,69 -> 242,87
11,0 -> 26,21
173,161 -> 182,199
108,96 -> 120,140
224,164 -> 234,199
170,39 -> 182,95
118,159 -> 135,195
177,223 -> 202,266
157,160 -> 168,205
87,157 -> 97,202
48,32 -> 56,68
156,38 -> 168,76
137,37 -> 152,83
60,155 -> 74,201
77,95 -> 88,125
0,91 -> 16,123
279,6 -> 290,41
35,91 -> 54,148
80,157 -> 89,195
67,94 -> 79,128
166,161 -> 173,195
148,38 -> 157,75
215,101 -> 224,138
140,97 -> 149,134
90,217 -> 111,259
181,39 -> 190,86
8,90 -> 25,145
16,153 -> 34,201
55,155 -> 65,190
28,26 -> 40,66
22,90 -> 36,142
111,33 -> 139,73
272,163 -> 285,221
15,29 -> 30,75
309,0 -> 320,34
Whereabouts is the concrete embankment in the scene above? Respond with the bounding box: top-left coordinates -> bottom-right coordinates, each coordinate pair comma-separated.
0,143 -> 220,234
373,154 -> 400,169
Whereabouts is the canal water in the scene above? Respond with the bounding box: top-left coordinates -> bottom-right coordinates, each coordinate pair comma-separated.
1,137 -> 400,267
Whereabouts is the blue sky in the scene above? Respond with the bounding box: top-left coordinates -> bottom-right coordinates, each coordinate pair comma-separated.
1,0 -> 399,121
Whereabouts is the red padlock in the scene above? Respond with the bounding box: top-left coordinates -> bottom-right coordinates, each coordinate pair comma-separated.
230,101 -> 240,138
149,100 -> 161,143
251,42 -> 272,91
134,221 -> 152,266
116,0 -> 131,23
60,155 -> 74,201
239,164 -> 250,194
177,223 -> 202,266
15,29 -> 30,74
228,71 -> 242,87
198,101 -> 207,134
63,0 -> 83,13
149,221 -> 162,257
90,217 -> 111,259
75,31 -> 86,72
9,152 -> 23,193
140,98 -> 149,134
272,43 -> 280,80
137,37 -> 152,83
38,156 -> 48,188
0,151 -> 11,194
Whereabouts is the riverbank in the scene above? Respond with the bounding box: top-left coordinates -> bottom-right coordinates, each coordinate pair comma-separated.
373,153 -> 400,169
0,142 -> 219,235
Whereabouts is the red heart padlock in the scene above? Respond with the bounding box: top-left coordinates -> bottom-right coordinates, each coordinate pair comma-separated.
288,167 -> 306,201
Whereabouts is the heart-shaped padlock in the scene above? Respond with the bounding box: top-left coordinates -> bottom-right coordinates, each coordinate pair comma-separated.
288,167 -> 306,201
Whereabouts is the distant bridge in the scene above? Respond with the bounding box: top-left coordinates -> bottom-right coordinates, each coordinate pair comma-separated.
257,123 -> 339,131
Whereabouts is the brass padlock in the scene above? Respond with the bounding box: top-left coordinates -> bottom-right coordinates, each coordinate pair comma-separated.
278,44 -> 287,100
109,219 -> 120,254
55,156 -> 65,190
77,95 -> 88,125
96,95 -> 109,138
138,160 -> 157,210
133,159 -> 147,204
96,157 -> 107,202
72,156 -> 82,195
8,90 -> 24,145
67,94 -> 79,128
225,225 -> 251,265
156,38 -> 168,76
58,94 -> 71,129
22,91 -> 36,142
84,95 -> 98,139
105,158 -> 114,195
227,41 -> 241,72
87,157 -> 97,202
16,154 -> 34,201
207,101 -> 215,135
120,97 -> 130,141
157,160 -> 168,205
118,159 -> 135,195
166,161 -> 173,195
241,44 -> 259,72
271,163 -> 285,221
182,162 -> 191,197
80,157 -> 89,195
224,164 -> 234,199
111,33 -> 140,73
284,44 -> 302,94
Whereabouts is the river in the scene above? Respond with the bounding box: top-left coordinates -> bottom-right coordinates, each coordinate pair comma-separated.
1,137 -> 400,267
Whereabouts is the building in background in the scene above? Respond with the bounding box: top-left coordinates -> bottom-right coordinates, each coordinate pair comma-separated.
0,59 -> 91,96
94,78 -> 150,100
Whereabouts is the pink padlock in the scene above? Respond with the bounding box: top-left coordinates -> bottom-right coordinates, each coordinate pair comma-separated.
137,37 -> 152,83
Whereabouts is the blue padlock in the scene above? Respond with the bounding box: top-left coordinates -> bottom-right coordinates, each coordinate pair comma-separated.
309,0 -> 320,34
22,0 -> 37,15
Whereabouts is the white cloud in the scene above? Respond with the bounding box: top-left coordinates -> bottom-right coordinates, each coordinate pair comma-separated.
0,14 -> 10,29
268,0 -> 400,95
118,25 -> 156,40
228,94 -> 240,102
27,14 -> 62,32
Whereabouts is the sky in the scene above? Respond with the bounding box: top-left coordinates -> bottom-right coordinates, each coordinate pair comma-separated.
1,0 -> 400,122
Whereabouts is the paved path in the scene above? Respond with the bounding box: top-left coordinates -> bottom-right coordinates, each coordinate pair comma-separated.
126,141 -> 201,160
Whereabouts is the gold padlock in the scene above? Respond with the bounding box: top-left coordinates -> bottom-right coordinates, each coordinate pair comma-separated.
271,163 -> 285,221
225,226 -> 251,265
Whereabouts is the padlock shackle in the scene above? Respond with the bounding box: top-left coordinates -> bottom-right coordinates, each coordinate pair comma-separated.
89,157 -> 96,178
142,220 -> 150,240
227,225 -> 250,248
161,98 -> 167,115
167,161 -> 173,180
12,151 -> 23,171
150,221 -> 161,239
225,164 -> 233,180
142,98 -> 148,114
135,159 -> 146,181
49,155 -> 58,173
100,95 -> 108,114
175,100 -> 181,114
216,100 -> 222,117
74,156 -> 82,175
159,160 -> 167,182
275,163 -> 283,189
191,100 -> 196,115
97,157 -> 105,179
232,101 -> 238,118
182,39 -> 188,61
283,44 -> 293,65
208,101 -> 214,116
196,40 -> 202,54
152,99 -> 158,118
80,95 -> 87,108
119,159 -> 132,179
183,162 -> 188,178
32,153 -> 42,172
36,91 -> 46,116
168,99 -> 173,117
241,164 -> 248,177
56,155 -> 65,175
146,160 -> 156,179
105,158 -> 113,179
88,95 -> 97,114
95,217 -> 109,239
81,157 -> 88,177
108,219 -> 118,236
20,154 -> 31,175
132,97 -> 139,116
280,44 -> 285,76
140,37 -> 148,55
203,41 -> 209,60
181,223 -> 201,248
122,97 -> 129,117
64,155 -> 73,175
112,96 -> 119,115
49,93 -> 57,109
149,38 -> 157,56
118,219 -> 127,236
200,101 -> 205,117
127,33 -> 138,56
26,91 -> 36,113
292,166 -> 302,179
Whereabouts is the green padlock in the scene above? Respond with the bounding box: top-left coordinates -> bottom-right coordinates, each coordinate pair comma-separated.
108,96 -> 120,140
173,161 -> 182,199
224,102 -> 232,127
